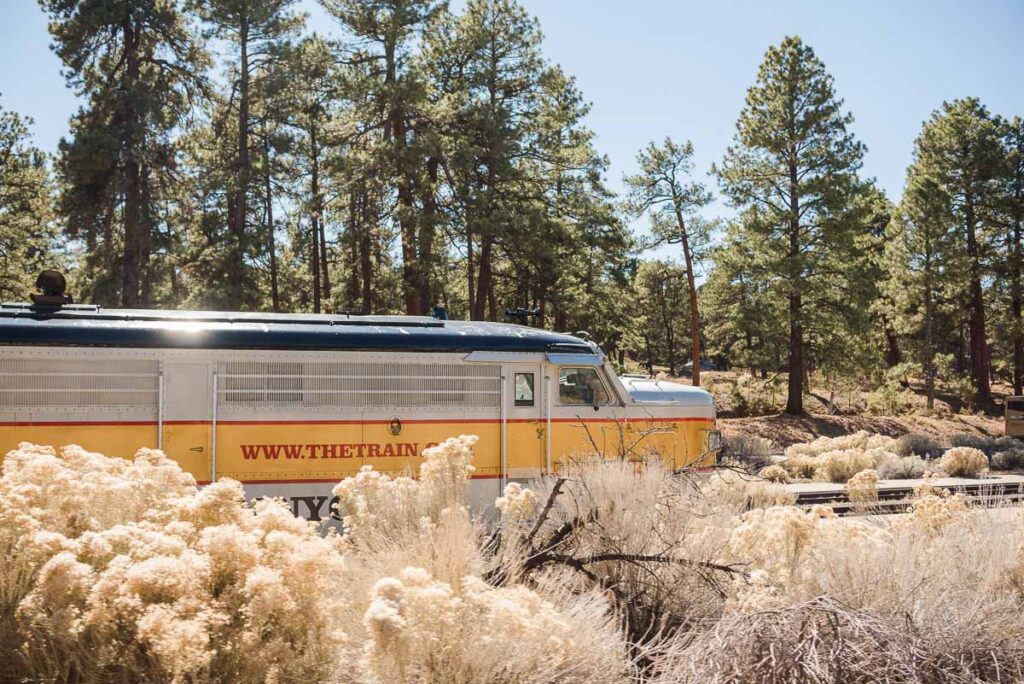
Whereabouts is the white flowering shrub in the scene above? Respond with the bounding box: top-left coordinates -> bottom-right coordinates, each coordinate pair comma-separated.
704,468 -> 796,509
495,481 -> 538,521
362,567 -> 626,683
896,492 -> 969,536
780,454 -> 819,479
2,438 -> 634,684
784,431 -> 897,459
757,464 -> 790,483
938,446 -> 988,477
814,448 -> 890,483
0,443 -> 347,683
846,469 -> 879,504
331,436 -> 629,683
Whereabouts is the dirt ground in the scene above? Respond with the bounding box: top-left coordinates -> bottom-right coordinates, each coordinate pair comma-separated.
719,412 -> 1003,449
666,370 -> 1008,449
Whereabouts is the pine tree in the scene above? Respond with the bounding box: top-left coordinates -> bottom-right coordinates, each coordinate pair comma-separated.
41,0 -> 207,306
424,0 -> 546,320
624,138 -> 713,385
190,0 -> 302,309
884,174 -> 952,409
321,0 -> 443,315
910,98 -> 1003,402
0,102 -> 63,300
714,36 -> 867,414
701,216 -> 788,376
997,117 -> 1024,394
626,260 -> 691,375
281,35 -> 344,313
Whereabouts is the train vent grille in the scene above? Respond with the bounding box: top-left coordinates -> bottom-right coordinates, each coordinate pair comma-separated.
0,358 -> 159,409
217,361 -> 501,410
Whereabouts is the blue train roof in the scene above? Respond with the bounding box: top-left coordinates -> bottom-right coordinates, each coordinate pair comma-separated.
0,303 -> 597,355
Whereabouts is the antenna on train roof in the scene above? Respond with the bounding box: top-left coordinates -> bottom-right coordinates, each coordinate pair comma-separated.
30,270 -> 73,309
504,307 -> 539,326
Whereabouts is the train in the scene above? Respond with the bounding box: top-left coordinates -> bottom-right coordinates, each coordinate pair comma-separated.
0,273 -> 720,519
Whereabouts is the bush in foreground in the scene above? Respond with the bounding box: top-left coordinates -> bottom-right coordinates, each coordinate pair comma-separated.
0,441 -> 627,684
6,435 -> 1024,683
0,444 -> 346,683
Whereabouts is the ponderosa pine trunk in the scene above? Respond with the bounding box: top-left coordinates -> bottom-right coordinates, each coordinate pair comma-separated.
383,39 -> 419,316
263,134 -> 279,312
965,198 -> 991,402
310,126 -> 321,313
360,192 -> 373,314
227,17 -> 250,310
474,236 -> 494,321
419,156 -> 439,310
1012,178 -> 1024,396
785,159 -> 804,414
119,17 -> 145,307
673,205 -> 702,387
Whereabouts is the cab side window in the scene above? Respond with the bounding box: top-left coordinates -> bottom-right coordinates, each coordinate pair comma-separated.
558,367 -> 610,406
514,372 -> 535,406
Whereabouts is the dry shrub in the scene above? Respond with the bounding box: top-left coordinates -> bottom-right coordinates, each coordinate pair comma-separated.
704,468 -> 796,509
846,469 -> 879,504
992,448 -> 1024,471
814,447 -> 890,483
784,430 -> 897,459
492,457 -> 742,648
362,568 -> 623,683
332,436 -> 631,684
1,439 -> 630,684
657,490 -> 1024,683
894,432 -> 942,459
950,432 -> 996,454
877,453 -> 928,480
757,464 -> 790,483
651,594 -> 1024,684
1,443 -> 346,683
652,598 -> 921,684
780,454 -> 818,479
719,433 -> 773,471
938,446 -> 989,477
9,434 -> 1024,683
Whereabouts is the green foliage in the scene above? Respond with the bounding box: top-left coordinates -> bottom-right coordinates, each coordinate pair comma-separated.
0,102 -> 63,300
7,10 -> 1024,405
41,0 -> 208,306
712,36 -> 874,413
621,260 -> 690,375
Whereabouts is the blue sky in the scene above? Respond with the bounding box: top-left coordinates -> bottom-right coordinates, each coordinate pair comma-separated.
2,0 -> 1022,234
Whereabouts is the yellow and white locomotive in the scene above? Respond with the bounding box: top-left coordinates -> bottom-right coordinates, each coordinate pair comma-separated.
0,275 -> 719,519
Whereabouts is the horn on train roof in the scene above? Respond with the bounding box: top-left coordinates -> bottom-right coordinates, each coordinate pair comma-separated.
30,270 -> 73,308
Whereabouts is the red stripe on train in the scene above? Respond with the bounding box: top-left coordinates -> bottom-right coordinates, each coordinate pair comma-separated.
0,416 -> 713,427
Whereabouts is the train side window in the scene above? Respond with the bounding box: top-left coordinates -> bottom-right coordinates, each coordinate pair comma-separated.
514,373 -> 535,406
1008,399 -> 1024,412
558,367 -> 610,406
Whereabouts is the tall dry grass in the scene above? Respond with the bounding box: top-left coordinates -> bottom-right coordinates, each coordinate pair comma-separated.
4,432 -> 1024,683
0,439 -> 628,684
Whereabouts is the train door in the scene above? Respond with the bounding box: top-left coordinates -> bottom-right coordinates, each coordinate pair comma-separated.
505,363 -> 546,480
161,362 -> 212,483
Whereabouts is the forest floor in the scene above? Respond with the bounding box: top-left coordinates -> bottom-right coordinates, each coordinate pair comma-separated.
718,412 -> 1001,449
677,370 -> 1007,448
